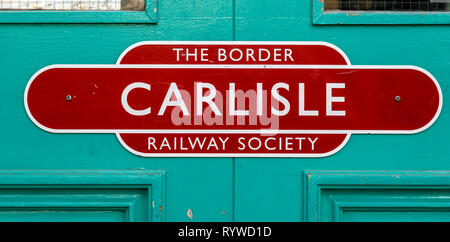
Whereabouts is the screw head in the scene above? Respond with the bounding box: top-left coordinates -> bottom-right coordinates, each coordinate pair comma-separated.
394,96 -> 401,102
65,95 -> 72,101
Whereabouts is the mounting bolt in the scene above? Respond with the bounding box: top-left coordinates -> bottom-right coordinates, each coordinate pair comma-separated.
66,95 -> 72,101
394,96 -> 401,102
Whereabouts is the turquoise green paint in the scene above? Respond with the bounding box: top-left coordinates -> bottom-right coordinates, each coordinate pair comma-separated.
0,0 -> 234,222
234,0 -> 450,221
0,0 -> 157,23
342,209 -> 450,222
0,209 -> 129,222
313,0 -> 450,25
305,171 -> 450,222
0,0 -> 449,221
0,170 -> 165,221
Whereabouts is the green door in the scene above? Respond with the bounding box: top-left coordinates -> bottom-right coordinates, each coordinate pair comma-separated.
0,0 -> 449,222
232,0 -> 450,222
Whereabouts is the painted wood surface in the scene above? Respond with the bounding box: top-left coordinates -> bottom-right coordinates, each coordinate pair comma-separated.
233,0 -> 450,221
0,0 -> 449,221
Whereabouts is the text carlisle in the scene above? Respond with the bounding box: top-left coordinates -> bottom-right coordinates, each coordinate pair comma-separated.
121,82 -> 346,118
24,42 -> 442,157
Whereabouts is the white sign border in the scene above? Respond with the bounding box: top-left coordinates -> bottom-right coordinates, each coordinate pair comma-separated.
25,64 -> 442,134
23,42 -> 442,157
116,41 -> 354,157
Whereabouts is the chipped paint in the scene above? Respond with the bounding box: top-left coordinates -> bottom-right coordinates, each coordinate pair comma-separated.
187,208 -> 193,220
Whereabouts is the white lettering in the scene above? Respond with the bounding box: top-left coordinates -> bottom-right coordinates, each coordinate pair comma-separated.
121,82 -> 151,116
326,83 -> 346,116
159,83 -> 189,116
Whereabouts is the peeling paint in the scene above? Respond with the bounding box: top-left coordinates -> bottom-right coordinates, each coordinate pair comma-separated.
187,208 -> 193,220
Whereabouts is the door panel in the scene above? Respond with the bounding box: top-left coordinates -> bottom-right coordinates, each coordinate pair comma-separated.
340,209 -> 450,222
0,0 -> 234,221
234,0 -> 450,221
0,170 -> 164,222
305,171 -> 450,222
0,209 -> 128,222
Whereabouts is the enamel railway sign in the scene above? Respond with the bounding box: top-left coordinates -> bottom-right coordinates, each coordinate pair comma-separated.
24,41 -> 442,157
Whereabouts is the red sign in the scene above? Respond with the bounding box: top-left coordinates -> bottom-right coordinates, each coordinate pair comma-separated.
24,42 -> 442,157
